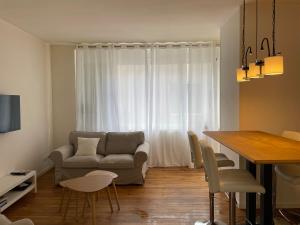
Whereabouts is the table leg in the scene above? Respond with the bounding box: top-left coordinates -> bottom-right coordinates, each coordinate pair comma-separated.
246,161 -> 257,225
63,190 -> 72,220
59,187 -> 65,212
260,164 -> 274,225
82,193 -> 88,217
75,192 -> 79,219
91,193 -> 96,225
96,191 -> 99,201
106,187 -> 113,213
112,181 -> 120,210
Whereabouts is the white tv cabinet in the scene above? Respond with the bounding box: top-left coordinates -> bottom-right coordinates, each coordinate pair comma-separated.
0,171 -> 37,212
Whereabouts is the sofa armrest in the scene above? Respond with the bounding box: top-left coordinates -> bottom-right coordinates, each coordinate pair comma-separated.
11,219 -> 34,225
134,142 -> 150,167
0,214 -> 11,225
49,145 -> 74,167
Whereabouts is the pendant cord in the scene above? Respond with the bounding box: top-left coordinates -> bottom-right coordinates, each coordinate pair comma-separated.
255,0 -> 258,59
242,0 -> 246,65
272,0 -> 276,56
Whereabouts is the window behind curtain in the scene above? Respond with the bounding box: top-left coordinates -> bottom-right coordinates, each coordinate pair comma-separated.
75,43 -> 220,167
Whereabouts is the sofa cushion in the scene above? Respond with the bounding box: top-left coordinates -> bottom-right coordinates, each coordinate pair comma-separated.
105,131 -> 144,155
69,131 -> 106,155
63,155 -> 103,168
75,137 -> 99,156
99,154 -> 134,169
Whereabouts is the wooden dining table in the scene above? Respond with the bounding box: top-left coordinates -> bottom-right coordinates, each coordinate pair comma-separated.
203,131 -> 300,225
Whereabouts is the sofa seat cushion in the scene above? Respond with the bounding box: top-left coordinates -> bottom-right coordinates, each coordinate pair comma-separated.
63,155 -> 103,168
99,154 -> 134,169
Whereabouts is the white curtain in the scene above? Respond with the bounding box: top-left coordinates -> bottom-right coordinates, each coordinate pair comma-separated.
75,43 -> 220,167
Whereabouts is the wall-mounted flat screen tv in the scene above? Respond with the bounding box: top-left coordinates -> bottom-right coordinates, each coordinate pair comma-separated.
0,95 -> 21,133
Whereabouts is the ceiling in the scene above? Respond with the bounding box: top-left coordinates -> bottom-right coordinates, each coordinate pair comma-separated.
0,0 -> 257,43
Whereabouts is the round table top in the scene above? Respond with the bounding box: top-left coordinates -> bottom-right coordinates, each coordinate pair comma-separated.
60,175 -> 113,193
85,170 -> 118,179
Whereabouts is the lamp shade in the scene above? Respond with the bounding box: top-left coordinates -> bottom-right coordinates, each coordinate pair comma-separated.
236,68 -> 249,82
248,63 -> 264,79
264,55 -> 284,75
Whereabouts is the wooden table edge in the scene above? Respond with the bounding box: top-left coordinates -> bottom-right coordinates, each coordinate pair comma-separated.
203,131 -> 300,164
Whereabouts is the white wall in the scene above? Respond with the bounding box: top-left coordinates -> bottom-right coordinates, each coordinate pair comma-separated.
50,45 -> 76,148
220,8 -> 244,207
220,9 -> 241,167
0,18 -> 52,177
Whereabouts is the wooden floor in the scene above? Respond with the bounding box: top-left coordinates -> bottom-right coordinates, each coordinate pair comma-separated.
4,168 -> 245,225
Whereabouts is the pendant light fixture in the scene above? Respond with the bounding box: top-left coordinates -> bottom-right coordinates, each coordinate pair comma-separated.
237,0 -> 284,83
248,0 -> 264,79
237,0 -> 250,82
261,0 -> 284,76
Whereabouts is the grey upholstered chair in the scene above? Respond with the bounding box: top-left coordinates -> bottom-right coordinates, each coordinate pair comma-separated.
187,131 -> 203,168
187,131 -> 235,169
188,131 -> 235,224
196,143 -> 265,225
274,131 -> 300,223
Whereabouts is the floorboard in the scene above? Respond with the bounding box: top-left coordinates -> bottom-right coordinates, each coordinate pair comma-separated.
3,168 -> 245,225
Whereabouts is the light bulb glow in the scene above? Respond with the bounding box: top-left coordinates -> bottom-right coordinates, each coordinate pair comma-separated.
236,68 -> 250,82
248,63 -> 264,79
264,55 -> 284,75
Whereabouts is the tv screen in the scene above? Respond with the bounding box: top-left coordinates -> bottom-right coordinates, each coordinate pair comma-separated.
0,95 -> 21,133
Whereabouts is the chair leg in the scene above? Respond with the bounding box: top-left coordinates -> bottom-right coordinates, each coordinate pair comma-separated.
229,192 -> 236,225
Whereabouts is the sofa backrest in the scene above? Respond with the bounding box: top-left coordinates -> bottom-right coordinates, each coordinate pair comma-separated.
105,131 -> 144,155
69,131 -> 107,155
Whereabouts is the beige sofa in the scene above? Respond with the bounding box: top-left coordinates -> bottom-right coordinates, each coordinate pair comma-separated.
49,131 -> 149,185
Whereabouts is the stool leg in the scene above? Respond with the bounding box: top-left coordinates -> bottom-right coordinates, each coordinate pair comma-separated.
229,192 -> 236,225
112,181 -> 120,210
194,192 -> 226,225
106,187 -> 114,213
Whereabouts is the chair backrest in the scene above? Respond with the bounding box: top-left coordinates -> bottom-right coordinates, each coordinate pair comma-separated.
187,131 -> 203,168
282,130 -> 300,141
201,143 -> 220,193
